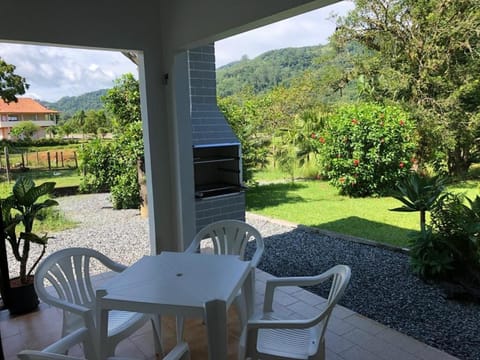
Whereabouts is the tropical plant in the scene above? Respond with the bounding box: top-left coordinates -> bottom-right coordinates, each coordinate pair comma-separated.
102,73 -> 141,129
408,227 -> 454,279
390,172 -> 446,232
430,193 -> 480,281
1,176 -> 58,285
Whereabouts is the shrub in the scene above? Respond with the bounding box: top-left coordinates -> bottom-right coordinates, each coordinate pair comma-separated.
78,139 -> 115,193
430,193 -> 480,276
110,168 -> 141,209
78,122 -> 143,209
316,103 -> 417,197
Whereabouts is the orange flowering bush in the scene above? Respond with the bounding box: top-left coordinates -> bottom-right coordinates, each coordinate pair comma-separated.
315,103 -> 417,197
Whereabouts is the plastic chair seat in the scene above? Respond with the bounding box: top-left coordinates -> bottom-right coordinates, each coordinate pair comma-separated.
241,265 -> 351,360
257,325 -> 320,359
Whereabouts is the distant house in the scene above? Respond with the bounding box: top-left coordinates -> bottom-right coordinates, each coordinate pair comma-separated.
0,97 -> 58,139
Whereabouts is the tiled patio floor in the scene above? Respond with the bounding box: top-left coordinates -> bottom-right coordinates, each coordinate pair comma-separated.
1,269 -> 459,360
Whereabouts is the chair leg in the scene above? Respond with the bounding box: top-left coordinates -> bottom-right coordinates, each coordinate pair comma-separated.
234,294 -> 247,333
151,315 -> 163,356
176,316 -> 185,343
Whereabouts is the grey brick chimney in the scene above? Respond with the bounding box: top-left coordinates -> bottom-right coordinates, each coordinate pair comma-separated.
188,44 -> 239,146
187,44 -> 245,231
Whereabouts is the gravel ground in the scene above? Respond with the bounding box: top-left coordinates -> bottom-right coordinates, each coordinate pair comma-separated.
8,193 -> 479,360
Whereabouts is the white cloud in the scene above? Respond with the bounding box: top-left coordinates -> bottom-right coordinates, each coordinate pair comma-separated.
0,1 -> 354,101
215,1 -> 354,67
0,44 -> 138,102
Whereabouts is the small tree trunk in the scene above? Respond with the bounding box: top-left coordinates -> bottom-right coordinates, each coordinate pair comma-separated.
420,211 -> 426,233
137,157 -> 148,218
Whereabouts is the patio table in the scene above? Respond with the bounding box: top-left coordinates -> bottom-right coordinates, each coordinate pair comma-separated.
95,251 -> 254,360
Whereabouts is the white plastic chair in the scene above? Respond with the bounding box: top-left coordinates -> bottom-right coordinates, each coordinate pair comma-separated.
186,220 -> 265,328
17,325 -> 190,360
34,247 -> 162,358
186,220 -> 264,267
239,264 -> 351,360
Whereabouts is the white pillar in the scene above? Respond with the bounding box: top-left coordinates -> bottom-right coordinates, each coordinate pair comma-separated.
172,51 -> 196,249
138,49 -> 195,254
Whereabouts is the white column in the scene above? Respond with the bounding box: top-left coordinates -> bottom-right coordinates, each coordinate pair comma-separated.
172,51 -> 196,249
138,49 -> 195,254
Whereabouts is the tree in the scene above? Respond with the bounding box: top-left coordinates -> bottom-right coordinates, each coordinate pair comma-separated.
102,73 -> 141,128
83,110 -> 111,137
218,91 -> 269,182
332,0 -> 480,177
80,74 -> 143,209
0,57 -> 29,103
10,121 -> 40,140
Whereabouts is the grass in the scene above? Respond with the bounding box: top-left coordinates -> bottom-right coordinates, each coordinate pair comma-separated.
0,169 -> 82,198
247,180 -> 420,247
0,169 -> 81,232
248,169 -> 480,248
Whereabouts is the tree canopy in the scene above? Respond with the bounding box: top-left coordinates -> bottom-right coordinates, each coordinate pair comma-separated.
0,57 -> 29,103
331,0 -> 480,177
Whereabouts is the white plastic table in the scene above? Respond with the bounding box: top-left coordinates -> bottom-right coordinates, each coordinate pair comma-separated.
95,251 -> 253,360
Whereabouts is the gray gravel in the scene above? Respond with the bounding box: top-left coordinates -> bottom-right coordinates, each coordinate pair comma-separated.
8,193 -> 479,360
246,213 -> 480,360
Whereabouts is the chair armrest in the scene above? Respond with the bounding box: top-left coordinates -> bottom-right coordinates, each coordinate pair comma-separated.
106,261 -> 127,273
263,274 -> 331,312
43,327 -> 90,354
247,316 -> 320,330
263,265 -> 344,313
41,295 -> 92,318
163,342 -> 190,360
250,249 -> 263,268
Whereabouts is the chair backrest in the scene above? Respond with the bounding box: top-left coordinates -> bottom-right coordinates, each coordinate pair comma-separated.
34,247 -> 126,333
186,220 -> 264,266
313,264 -> 351,341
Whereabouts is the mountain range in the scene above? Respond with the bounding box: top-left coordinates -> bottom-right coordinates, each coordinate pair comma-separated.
42,44 -> 327,118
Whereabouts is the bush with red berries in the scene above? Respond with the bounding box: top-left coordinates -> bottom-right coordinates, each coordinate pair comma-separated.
315,103 -> 417,197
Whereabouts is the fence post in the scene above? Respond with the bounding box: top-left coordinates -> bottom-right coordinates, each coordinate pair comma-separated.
21,153 -> 25,168
4,147 -> 10,183
47,152 -> 51,170
74,151 -> 78,169
61,152 -> 64,167
55,152 -> 58,168
36,151 -> 39,166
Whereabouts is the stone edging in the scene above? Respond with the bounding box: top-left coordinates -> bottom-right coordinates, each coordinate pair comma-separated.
246,212 -> 410,255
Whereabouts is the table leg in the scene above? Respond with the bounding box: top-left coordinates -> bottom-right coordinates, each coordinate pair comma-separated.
204,299 -> 227,360
95,290 -> 109,360
244,268 -> 254,319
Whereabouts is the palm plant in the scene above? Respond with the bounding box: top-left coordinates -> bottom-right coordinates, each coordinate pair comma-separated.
390,172 -> 446,233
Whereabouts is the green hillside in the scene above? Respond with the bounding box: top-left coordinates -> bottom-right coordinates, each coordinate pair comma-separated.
216,45 -> 326,97
40,44 -> 331,118
41,89 -> 108,119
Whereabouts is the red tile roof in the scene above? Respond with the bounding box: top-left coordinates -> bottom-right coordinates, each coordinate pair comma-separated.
0,98 -> 58,114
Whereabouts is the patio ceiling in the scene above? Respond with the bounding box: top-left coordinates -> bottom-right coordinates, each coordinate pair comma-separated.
0,0 -> 340,254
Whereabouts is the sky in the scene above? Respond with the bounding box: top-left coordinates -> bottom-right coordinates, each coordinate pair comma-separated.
0,1 -> 353,103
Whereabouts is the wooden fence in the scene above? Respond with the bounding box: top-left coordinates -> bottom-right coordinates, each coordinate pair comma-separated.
1,147 -> 78,172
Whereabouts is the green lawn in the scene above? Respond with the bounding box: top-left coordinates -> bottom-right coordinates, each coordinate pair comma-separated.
0,169 -> 81,198
246,178 -> 479,248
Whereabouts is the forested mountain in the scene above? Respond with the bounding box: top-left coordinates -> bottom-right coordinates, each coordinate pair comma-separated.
216,45 -> 327,97
41,89 -> 108,119
40,44 -> 329,119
